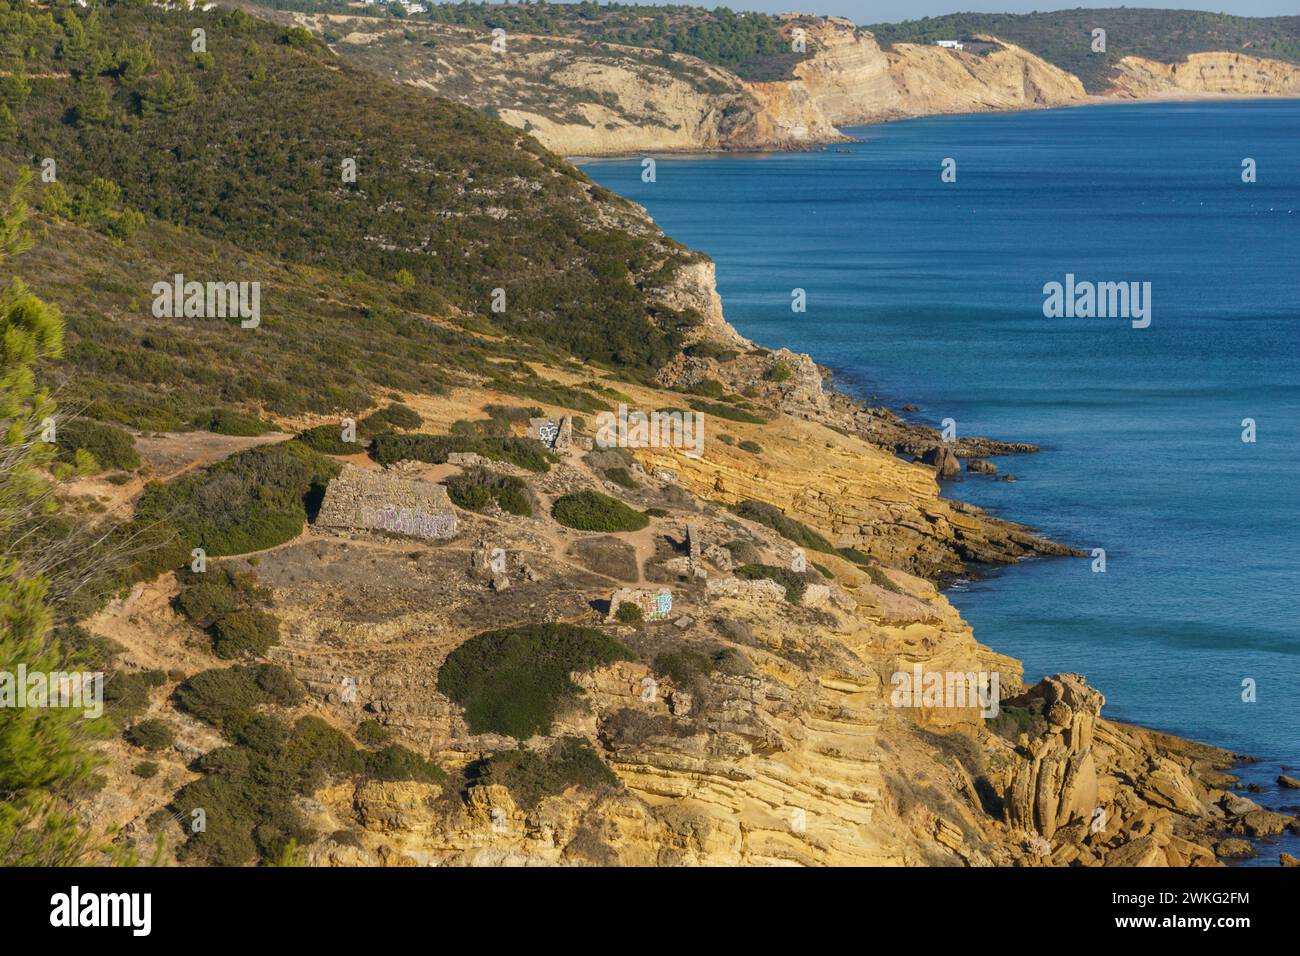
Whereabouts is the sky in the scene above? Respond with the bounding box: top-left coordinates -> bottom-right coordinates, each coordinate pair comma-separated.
734,2 -> 1298,23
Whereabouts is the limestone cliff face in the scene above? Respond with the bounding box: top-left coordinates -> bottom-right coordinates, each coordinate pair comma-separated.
784,18 -> 903,125
275,11 -> 1300,157
885,38 -> 1087,116
1109,52 -> 1300,98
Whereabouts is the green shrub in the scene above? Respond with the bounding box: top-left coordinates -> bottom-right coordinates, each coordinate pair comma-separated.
438,624 -> 633,738
764,362 -> 793,383
614,601 -> 643,624
685,378 -> 725,398
371,432 -> 553,472
355,719 -> 390,747
132,761 -> 159,779
212,609 -> 280,659
55,418 -> 139,471
684,341 -> 738,362
175,566 -> 279,657
552,491 -> 649,533
736,563 -> 814,603
295,423 -> 360,455
483,404 -> 542,424
175,565 -> 268,629
103,670 -> 166,721
653,648 -> 715,686
175,664 -> 303,732
132,442 -> 339,572
864,564 -> 905,594
603,466 -> 638,489
126,719 -> 174,751
359,403 -> 422,435
731,499 -> 836,556
445,467 -> 533,516
738,440 -> 762,454
364,745 -> 447,784
689,399 -> 768,424
475,737 -> 618,809
191,408 -> 278,436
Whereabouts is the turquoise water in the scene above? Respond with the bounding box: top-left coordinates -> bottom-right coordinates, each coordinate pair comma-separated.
584,101 -> 1300,862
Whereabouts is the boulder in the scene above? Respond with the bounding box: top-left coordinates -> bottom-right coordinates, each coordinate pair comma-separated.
1214,838 -> 1256,861
1281,852 -> 1300,867
920,444 -> 961,478
1278,774 -> 1300,790
1104,835 -> 1165,867
1234,810 -> 1290,838
967,459 -> 998,474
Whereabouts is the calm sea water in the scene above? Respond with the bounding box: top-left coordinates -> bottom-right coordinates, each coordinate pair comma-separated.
585,101 -> 1300,863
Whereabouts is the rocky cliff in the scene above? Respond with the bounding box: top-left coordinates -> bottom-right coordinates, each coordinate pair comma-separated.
1109,51 -> 1300,99
84,272 -> 1287,867
270,11 -> 1300,156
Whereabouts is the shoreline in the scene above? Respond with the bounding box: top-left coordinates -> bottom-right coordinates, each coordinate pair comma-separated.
568,93 -> 1300,163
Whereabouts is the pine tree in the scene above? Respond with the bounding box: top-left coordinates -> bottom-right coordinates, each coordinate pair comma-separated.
0,170 -> 104,866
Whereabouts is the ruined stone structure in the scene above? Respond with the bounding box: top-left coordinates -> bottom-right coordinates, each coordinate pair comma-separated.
607,587 -> 673,622
315,464 -> 457,540
528,415 -> 572,450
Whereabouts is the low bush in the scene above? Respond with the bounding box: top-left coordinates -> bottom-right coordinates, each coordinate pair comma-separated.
175,714 -> 368,867
132,442 -> 339,573
295,423 -> 360,455
132,761 -> 159,779
437,624 -> 633,738
731,499 -> 836,556
603,466 -> 638,489
738,440 -> 762,454
175,565 -> 267,628
191,408 -> 278,436
55,418 -> 139,471
445,467 -> 533,516
552,491 -> 649,533
103,670 -> 167,721
126,719 -> 175,751
614,601 -> 643,624
474,737 -> 618,809
764,361 -> 793,383
355,719 -> 390,747
689,399 -> 767,424
363,402 -> 422,431
175,566 -> 279,658
371,432 -> 553,472
212,609 -> 280,659
736,563 -> 815,603
364,744 -> 447,784
175,664 -> 303,732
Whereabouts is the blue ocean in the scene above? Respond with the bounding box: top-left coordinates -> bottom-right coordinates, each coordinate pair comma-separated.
584,101 -> 1300,864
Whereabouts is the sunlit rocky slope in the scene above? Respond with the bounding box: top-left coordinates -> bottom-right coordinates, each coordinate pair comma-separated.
258,10 -> 1300,156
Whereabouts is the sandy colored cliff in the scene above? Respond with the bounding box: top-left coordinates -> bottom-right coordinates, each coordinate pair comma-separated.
269,11 -> 1300,157
1109,51 -> 1300,98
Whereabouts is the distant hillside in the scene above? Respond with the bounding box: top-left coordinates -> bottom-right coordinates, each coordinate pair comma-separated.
254,0 -> 810,80
866,7 -> 1300,93
1,0 -> 728,432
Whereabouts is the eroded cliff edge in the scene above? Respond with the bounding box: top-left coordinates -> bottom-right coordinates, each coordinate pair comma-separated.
274,12 -> 1300,156
74,248 -> 1291,868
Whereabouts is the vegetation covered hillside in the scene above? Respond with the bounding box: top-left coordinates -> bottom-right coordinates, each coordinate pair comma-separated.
253,0 -> 809,80
866,7 -> 1300,93
2,0 -> 705,413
